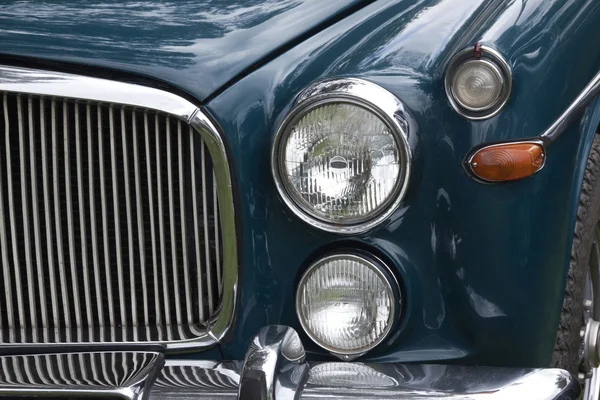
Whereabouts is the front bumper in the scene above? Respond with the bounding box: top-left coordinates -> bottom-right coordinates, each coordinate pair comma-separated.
0,326 -> 580,400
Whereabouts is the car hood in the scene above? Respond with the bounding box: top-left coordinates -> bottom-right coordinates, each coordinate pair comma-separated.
0,0 -> 369,101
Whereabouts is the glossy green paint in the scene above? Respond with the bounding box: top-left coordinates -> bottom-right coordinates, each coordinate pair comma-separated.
205,0 -> 600,366
2,0 -> 600,367
0,0 -> 369,100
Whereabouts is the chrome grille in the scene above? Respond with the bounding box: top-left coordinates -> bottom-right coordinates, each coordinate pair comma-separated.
151,361 -> 240,400
153,362 -> 240,390
0,92 -> 223,344
0,352 -> 161,389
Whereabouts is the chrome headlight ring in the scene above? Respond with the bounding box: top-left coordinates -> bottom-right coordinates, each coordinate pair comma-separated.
271,78 -> 413,235
445,44 -> 512,120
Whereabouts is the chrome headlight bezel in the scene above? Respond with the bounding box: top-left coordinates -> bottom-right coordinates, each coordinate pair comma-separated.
444,45 -> 512,120
270,78 -> 412,235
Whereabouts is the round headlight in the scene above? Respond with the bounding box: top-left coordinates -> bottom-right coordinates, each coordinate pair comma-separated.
445,45 -> 512,120
296,253 -> 399,357
272,78 -> 411,234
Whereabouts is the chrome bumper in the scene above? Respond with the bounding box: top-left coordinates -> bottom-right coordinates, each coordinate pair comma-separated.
0,326 -> 581,400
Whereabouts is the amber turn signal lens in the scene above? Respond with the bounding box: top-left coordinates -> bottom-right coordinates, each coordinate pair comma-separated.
468,141 -> 545,182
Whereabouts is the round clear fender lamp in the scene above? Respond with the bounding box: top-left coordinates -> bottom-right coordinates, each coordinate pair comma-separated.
445,44 -> 512,120
271,78 -> 413,234
295,252 -> 402,360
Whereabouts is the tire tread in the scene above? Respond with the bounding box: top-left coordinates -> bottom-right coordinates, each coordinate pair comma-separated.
551,135 -> 600,373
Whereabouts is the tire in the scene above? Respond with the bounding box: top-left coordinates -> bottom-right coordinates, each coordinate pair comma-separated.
551,135 -> 600,375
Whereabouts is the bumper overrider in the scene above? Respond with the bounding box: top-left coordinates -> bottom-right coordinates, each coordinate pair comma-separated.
0,326 -> 581,400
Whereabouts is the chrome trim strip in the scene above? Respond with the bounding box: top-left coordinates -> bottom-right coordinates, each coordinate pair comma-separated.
0,65 -> 238,352
541,70 -> 600,143
0,66 -> 196,118
271,77 -> 413,235
444,45 -> 512,121
190,110 -> 237,344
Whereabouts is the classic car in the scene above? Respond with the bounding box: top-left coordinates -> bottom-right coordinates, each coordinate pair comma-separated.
0,0 -> 598,399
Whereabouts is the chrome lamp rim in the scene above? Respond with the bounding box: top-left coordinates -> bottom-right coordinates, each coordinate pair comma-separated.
271,77 -> 412,235
0,65 -> 239,353
444,45 -> 513,121
295,252 -> 400,358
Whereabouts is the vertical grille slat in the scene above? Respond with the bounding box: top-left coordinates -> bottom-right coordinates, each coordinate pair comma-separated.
166,117 -> 182,335
75,103 -> 94,335
0,95 -> 13,342
18,95 -> 38,340
214,173 -> 222,297
41,98 -> 59,340
52,98 -> 71,342
7,93 -> 26,339
133,111 -> 149,334
109,105 -> 127,334
156,113 -> 172,341
28,97 -> 48,342
98,105 -> 115,342
179,121 -> 193,325
63,100 -> 83,341
145,113 -> 162,329
0,93 -> 224,345
201,143 -> 214,315
190,127 -> 205,323
121,108 -> 137,338
88,103 -> 105,336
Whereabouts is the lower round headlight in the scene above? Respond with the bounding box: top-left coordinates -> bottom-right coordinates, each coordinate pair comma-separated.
296,253 -> 399,357
271,78 -> 411,234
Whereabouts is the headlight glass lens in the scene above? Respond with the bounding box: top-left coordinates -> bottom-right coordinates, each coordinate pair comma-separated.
451,59 -> 504,111
296,254 -> 397,355
279,101 -> 403,225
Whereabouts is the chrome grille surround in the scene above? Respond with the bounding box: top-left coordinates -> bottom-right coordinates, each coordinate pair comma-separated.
0,65 -> 238,352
